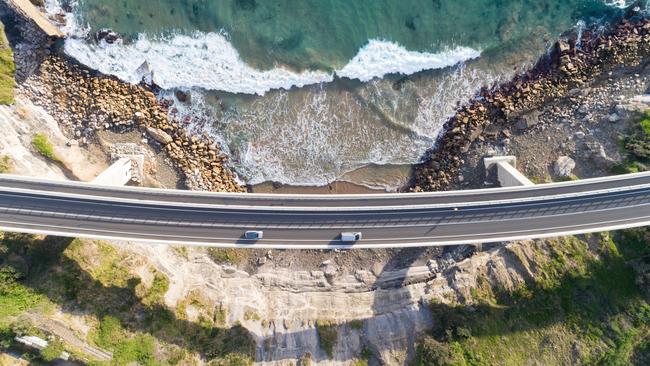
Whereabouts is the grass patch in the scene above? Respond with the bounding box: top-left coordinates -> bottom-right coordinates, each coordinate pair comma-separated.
316,320 -> 338,358
0,22 -> 15,105
613,111 -> 650,174
554,174 -> 579,182
207,248 -> 244,265
0,155 -> 12,173
40,337 -> 65,362
31,134 -> 60,163
243,310 -> 261,321
349,319 -> 364,330
412,232 -> 650,365
1,234 -> 256,364
93,315 -> 157,366
136,271 -> 169,306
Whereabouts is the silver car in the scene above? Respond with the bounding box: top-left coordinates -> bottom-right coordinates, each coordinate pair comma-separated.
244,230 -> 263,240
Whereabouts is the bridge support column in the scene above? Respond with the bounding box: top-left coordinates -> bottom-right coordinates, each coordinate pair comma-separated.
484,156 -> 534,187
91,158 -> 132,186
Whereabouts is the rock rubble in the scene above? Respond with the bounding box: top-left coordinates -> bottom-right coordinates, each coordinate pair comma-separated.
411,16 -> 650,192
19,56 -> 246,192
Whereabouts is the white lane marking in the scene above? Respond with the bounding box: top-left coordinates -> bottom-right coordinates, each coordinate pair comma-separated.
0,216 -> 648,249
0,191 -> 647,229
0,210 -> 649,242
1,171 -> 649,200
0,175 -> 649,212
0,185 -> 647,218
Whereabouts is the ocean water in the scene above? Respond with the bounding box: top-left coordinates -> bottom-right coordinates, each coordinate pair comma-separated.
46,0 -> 637,188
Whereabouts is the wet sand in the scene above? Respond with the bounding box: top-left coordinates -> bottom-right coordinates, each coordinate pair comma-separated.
251,180 -> 387,194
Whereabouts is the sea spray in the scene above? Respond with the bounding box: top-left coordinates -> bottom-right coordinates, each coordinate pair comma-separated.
63,32 -> 480,95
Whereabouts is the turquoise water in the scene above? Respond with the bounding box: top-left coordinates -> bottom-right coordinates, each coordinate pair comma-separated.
74,0 -> 622,71
52,0 -> 636,187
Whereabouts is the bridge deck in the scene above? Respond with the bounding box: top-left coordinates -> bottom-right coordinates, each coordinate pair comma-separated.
0,173 -> 648,248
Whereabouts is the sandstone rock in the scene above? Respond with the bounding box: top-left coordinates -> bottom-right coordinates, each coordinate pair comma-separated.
515,110 -> 541,130
553,156 -> 576,177
146,127 -> 173,145
95,29 -> 121,44
585,141 -> 616,168
174,90 -> 190,103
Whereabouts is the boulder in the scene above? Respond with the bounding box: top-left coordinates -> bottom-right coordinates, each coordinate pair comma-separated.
553,156 -> 576,177
175,90 -> 191,103
95,29 -> 121,44
585,141 -> 616,168
146,127 -> 173,145
515,110 -> 541,131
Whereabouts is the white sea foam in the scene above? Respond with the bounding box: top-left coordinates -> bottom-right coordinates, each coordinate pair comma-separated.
60,30 -> 479,95
601,0 -> 637,8
63,33 -> 335,95
337,40 -> 481,82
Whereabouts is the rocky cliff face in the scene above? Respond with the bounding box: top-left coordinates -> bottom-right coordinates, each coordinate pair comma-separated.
109,239 -> 573,365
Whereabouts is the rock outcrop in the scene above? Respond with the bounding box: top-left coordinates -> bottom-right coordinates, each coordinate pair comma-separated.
553,156 -> 576,177
19,56 -> 246,192
411,16 -> 650,192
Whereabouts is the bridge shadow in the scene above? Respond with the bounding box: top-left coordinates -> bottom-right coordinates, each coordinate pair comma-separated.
3,232 -> 647,365
0,233 -> 256,361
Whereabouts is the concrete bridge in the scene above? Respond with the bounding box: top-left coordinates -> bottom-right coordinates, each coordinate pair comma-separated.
0,167 -> 648,248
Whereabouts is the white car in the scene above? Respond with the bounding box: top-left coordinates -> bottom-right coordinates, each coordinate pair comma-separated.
340,232 -> 362,242
244,231 -> 263,240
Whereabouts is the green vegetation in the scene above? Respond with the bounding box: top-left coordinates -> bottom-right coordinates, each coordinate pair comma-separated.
614,111 -> 650,174
207,247 -> 244,265
300,353 -> 312,366
31,134 -> 60,163
359,347 -> 373,360
137,271 -> 170,306
411,231 -> 650,365
0,233 -> 256,364
0,22 -> 15,105
93,316 -> 157,366
316,320 -> 338,358
40,338 -> 65,362
349,319 -> 364,330
0,155 -> 12,173
554,174 -> 579,182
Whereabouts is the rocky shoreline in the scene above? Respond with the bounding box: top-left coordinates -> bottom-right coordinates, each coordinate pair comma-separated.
18,55 -> 245,192
3,0 -> 245,192
410,13 -> 650,192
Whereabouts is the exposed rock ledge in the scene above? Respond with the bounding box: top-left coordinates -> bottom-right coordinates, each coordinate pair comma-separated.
111,239 -> 558,365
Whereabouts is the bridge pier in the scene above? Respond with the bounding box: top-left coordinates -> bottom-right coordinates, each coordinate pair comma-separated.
484,156 -> 534,187
91,157 -> 132,186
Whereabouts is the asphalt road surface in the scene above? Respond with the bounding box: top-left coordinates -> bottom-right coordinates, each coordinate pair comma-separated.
0,173 -> 648,248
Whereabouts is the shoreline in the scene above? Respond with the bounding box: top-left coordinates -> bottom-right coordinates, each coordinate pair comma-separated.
4,1 -> 650,196
409,11 -> 650,192
251,180 -> 386,194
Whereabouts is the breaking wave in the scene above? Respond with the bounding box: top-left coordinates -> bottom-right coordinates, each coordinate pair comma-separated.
65,32 -> 480,95
62,32 -> 480,95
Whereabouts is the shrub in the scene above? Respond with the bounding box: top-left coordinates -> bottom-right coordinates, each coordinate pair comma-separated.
640,112 -> 650,137
113,334 -> 156,366
410,336 -> 456,366
207,248 -> 243,265
32,134 -> 59,162
94,315 -> 124,349
316,320 -> 338,358
40,338 -> 65,362
0,155 -> 11,173
0,22 -> 15,105
349,319 -> 364,330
